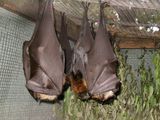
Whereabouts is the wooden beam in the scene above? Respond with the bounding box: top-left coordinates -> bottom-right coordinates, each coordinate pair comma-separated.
0,0 -> 39,21
117,38 -> 157,49
0,0 -> 80,41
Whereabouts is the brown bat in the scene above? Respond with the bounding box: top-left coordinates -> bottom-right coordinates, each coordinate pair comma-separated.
22,0 -> 65,101
71,2 -> 120,101
70,3 -> 94,100
86,2 -> 121,101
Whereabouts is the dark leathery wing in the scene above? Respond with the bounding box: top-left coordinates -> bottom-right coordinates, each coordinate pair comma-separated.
59,13 -> 73,74
86,2 -> 120,101
22,0 -> 65,101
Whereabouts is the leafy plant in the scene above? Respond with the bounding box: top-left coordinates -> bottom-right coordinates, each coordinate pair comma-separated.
152,50 -> 160,102
54,48 -> 160,120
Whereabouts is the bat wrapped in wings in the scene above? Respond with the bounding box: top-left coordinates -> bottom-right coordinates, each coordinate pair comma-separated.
22,0 -> 65,101
70,2 -> 94,100
71,2 -> 120,101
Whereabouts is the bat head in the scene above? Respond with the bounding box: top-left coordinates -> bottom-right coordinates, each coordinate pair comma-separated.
78,92 -> 90,100
67,71 -> 90,100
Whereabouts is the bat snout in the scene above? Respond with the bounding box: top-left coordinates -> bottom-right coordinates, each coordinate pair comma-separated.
78,92 -> 90,100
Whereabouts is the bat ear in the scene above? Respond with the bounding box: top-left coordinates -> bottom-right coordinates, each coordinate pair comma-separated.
75,70 -> 83,80
70,70 -> 83,80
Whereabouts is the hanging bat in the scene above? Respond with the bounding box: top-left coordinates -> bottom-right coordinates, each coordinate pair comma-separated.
71,2 -> 120,101
70,2 -> 94,100
22,0 -> 65,102
86,2 -> 120,101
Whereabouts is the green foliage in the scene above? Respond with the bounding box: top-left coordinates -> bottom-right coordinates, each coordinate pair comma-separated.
153,50 -> 160,102
132,52 -> 156,117
136,10 -> 160,24
55,49 -> 160,120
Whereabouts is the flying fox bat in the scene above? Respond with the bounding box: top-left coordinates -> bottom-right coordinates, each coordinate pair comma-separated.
70,3 -> 94,99
22,0 -> 65,101
86,2 -> 120,101
71,2 -> 120,101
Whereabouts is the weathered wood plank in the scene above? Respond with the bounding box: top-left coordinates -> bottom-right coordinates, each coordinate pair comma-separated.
0,0 -> 39,21
0,0 -> 80,41
117,38 -> 156,48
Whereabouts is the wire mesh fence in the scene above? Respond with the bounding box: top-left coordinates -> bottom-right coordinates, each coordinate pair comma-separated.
0,7 -> 57,120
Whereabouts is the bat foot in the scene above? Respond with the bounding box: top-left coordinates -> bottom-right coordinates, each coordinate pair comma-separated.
34,93 -> 57,101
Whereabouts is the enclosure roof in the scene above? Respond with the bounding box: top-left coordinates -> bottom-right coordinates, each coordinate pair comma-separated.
54,0 -> 160,41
